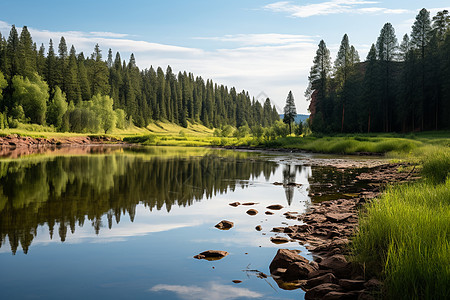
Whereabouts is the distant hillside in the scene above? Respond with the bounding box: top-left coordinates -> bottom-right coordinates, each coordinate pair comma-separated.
279,114 -> 309,124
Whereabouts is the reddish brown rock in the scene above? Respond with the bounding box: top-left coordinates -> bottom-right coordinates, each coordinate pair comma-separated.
338,279 -> 365,291
232,280 -> 242,284
325,213 -> 354,222
246,209 -> 258,215
305,283 -> 343,300
270,236 -> 289,244
305,273 -> 337,288
255,225 -> 262,231
265,211 -> 274,215
267,204 -> 284,210
229,202 -> 240,207
214,220 -> 234,230
269,249 -> 308,273
322,291 -> 360,300
319,254 -> 352,278
242,202 -> 257,205
283,261 -> 318,281
194,250 -> 229,261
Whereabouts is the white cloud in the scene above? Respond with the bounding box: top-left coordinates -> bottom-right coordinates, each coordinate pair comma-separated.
150,282 -> 263,300
194,33 -> 314,46
263,0 -> 411,18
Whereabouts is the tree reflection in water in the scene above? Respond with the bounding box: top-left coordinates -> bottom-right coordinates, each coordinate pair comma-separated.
0,148 -> 278,254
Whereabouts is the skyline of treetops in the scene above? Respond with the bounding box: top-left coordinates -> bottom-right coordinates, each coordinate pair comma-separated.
0,26 -> 280,133
0,7 -> 449,134
306,8 -> 450,133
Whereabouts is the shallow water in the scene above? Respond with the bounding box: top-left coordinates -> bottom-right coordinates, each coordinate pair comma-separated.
0,146 -> 374,300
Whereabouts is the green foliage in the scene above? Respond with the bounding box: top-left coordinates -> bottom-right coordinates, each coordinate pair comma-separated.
419,146 -> 450,183
115,109 -> 127,129
0,25 -> 276,132
47,86 -> 68,129
0,71 -> 7,100
234,124 -> 250,139
92,94 -> 116,134
12,74 -> 48,124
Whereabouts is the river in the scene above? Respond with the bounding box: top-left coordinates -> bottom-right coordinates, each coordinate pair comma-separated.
0,146 -> 384,300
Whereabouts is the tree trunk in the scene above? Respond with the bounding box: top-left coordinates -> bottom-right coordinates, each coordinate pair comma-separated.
341,103 -> 345,133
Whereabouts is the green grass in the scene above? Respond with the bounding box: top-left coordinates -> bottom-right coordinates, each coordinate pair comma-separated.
257,135 -> 423,154
352,147 -> 450,299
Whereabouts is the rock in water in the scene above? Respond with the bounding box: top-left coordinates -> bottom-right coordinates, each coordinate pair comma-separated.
215,220 -> 234,230
194,250 -> 229,261
246,209 -> 258,216
229,202 -> 240,207
270,237 -> 289,244
267,204 -> 284,210
269,249 -> 308,273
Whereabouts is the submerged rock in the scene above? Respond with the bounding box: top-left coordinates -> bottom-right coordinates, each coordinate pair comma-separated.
232,280 -> 242,284
214,220 -> 234,230
194,250 -> 229,261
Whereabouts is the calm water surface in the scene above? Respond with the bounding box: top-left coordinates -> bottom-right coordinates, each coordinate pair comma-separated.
0,146 -> 369,300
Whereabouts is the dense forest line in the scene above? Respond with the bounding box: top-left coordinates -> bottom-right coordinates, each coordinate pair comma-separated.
306,8 -> 450,133
0,26 -> 280,133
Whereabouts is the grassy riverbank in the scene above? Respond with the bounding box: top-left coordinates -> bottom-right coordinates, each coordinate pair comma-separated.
352,147 -> 450,299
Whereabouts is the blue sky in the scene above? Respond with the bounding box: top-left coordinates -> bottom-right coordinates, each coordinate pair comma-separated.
1,0 -> 449,113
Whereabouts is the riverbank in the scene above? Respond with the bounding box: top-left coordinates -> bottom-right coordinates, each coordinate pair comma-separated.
268,162 -> 419,299
267,146 -> 449,299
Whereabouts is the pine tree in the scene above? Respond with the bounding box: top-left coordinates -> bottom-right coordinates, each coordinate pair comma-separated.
57,37 -> 68,91
283,91 -> 296,134
77,53 -> 91,101
36,44 -> 46,76
411,8 -> 432,130
306,40 -> 331,128
17,26 -> 35,78
376,23 -> 398,132
88,44 -> 109,96
6,25 -> 20,79
45,39 -> 57,92
65,45 -> 81,104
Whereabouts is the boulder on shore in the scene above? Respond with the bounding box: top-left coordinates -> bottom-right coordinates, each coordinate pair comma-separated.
269,249 -> 308,273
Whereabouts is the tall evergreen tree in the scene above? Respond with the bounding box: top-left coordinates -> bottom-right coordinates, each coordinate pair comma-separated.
45,39 -> 57,92
306,40 -> 331,129
17,26 -> 35,78
411,8 -> 432,130
5,25 -> 20,79
283,91 -> 296,134
376,22 -> 398,132
65,46 -> 81,104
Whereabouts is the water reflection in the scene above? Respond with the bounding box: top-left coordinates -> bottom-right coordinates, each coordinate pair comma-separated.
0,148 -> 278,254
